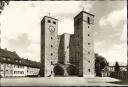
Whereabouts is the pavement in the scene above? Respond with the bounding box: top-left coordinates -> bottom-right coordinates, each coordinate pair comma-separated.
0,77 -> 123,86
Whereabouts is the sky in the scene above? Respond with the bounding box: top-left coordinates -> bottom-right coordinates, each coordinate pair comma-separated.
0,1 -> 127,65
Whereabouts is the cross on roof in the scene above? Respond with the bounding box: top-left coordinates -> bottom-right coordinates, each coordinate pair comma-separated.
82,7 -> 85,11
48,12 -> 51,17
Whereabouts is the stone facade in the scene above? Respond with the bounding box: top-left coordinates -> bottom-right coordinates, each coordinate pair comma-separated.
70,11 -> 95,77
58,33 -> 70,64
40,11 -> 95,77
0,49 -> 40,78
40,16 -> 59,77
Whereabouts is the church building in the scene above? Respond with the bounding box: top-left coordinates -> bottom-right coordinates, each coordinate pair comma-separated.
40,11 -> 95,77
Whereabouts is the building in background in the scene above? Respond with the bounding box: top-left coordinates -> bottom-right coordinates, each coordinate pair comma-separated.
0,48 -> 40,78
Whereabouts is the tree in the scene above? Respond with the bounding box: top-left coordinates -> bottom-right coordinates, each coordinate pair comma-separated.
0,1 -> 9,11
95,53 -> 108,77
114,61 -> 120,72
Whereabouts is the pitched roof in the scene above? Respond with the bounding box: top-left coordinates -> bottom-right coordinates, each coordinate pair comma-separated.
0,48 -> 40,68
0,48 -> 20,59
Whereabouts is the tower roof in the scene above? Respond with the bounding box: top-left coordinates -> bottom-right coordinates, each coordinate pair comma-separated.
74,11 -> 95,19
42,16 -> 58,21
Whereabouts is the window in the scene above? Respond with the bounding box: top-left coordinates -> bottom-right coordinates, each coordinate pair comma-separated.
88,26 -> 89,28
8,58 -> 10,61
53,21 -> 56,24
51,37 -> 53,39
88,60 -> 90,63
88,51 -> 90,54
19,60 -> 21,63
51,53 -> 53,56
88,69 -> 90,72
3,58 -> 6,60
88,43 -> 91,45
1,69 -> 3,72
14,71 -> 17,74
88,34 -> 90,36
87,17 -> 90,24
67,46 -> 69,49
48,20 -> 51,23
51,45 -> 53,48
78,35 -> 79,38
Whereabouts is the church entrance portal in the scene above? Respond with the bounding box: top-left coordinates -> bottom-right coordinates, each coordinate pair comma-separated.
67,65 -> 79,76
54,65 -> 64,76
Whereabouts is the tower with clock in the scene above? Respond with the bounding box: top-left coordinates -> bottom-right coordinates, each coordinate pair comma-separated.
40,16 -> 59,77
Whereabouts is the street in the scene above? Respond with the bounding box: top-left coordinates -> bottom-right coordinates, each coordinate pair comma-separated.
0,77 -> 123,86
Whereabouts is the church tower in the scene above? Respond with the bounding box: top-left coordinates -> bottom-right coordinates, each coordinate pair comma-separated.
40,16 -> 59,77
70,11 -> 95,77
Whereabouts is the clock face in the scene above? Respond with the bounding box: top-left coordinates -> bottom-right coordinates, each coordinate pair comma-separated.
49,26 -> 55,33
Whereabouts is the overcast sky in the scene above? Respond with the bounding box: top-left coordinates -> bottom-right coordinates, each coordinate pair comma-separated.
0,1 -> 127,65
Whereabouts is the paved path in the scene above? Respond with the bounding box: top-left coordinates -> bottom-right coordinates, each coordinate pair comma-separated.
0,77 -> 122,86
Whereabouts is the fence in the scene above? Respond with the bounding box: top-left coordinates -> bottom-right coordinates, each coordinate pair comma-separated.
110,71 -> 128,80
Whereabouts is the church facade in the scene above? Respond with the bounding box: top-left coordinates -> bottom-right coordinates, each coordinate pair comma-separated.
40,11 -> 95,77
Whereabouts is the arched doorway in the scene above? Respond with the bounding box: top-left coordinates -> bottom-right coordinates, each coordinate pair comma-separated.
67,65 -> 79,76
54,65 -> 64,76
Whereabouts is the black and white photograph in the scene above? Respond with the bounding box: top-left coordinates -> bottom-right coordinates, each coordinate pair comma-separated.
0,0 -> 127,86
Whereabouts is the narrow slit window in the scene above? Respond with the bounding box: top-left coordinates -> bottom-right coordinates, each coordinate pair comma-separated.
88,43 -> 91,45
51,53 -> 53,56
51,37 -> 53,39
48,20 -> 51,23
87,17 -> 90,24
53,21 -> 56,24
88,69 -> 90,72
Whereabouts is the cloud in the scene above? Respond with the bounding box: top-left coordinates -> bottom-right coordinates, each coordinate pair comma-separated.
1,1 -> 127,63
2,33 -> 31,52
18,43 -> 40,62
120,23 -> 127,43
94,40 -> 105,46
100,43 -> 127,65
99,7 -> 127,27
1,1 -> 94,62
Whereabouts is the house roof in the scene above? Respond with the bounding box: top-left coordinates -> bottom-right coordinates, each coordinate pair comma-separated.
0,48 -> 40,68
0,48 -> 20,59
